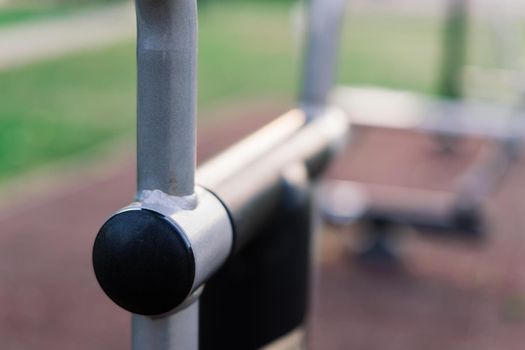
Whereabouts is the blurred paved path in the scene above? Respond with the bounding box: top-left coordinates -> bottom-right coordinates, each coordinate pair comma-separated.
0,2 -> 134,71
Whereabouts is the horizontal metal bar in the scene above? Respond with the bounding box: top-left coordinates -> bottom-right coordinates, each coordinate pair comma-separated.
197,107 -> 348,252
332,86 -> 525,140
197,109 -> 306,188
321,180 -> 452,222
453,138 -> 519,211
321,180 -> 482,237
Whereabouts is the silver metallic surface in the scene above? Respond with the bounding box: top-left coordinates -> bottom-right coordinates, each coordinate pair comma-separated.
128,0 -> 348,348
300,0 -> 346,113
332,86 -> 525,140
197,109 -> 305,188
198,107 -> 348,250
132,299 -> 199,350
125,186 -> 232,350
136,0 -> 197,197
454,139 -> 518,213
261,327 -> 306,350
320,180 -> 369,226
131,186 -> 234,291
133,2 -> 202,347
320,180 -> 454,228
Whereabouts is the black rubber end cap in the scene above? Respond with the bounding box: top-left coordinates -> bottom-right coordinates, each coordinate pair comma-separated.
93,209 -> 195,316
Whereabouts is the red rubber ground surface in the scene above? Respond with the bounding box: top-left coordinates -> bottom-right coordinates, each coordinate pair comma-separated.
1,107 -> 524,349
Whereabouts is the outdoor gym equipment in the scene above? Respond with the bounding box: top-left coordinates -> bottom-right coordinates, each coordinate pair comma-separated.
92,0 -> 347,349
91,0 -> 525,348
322,0 -> 525,261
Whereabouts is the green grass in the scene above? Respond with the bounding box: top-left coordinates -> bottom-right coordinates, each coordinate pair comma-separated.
0,4 -> 96,28
0,42 -> 136,178
0,0 -> 130,27
338,14 -> 444,94
198,2 -> 298,107
0,2 -> 467,179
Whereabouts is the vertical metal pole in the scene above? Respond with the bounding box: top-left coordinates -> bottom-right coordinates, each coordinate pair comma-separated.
434,0 -> 468,152
136,0 -> 197,197
438,0 -> 468,99
132,302 -> 199,350
134,0 -> 198,349
295,1 -> 348,345
488,0 -> 521,71
300,0 -> 346,114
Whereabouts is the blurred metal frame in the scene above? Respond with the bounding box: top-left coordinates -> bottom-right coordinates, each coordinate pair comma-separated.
324,0 -> 525,256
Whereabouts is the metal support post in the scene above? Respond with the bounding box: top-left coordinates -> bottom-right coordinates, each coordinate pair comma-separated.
93,1 -> 233,350
92,0 -> 349,349
135,0 -> 200,348
438,0 -> 468,100
136,0 -> 197,197
132,300 -> 199,350
300,0 -> 347,116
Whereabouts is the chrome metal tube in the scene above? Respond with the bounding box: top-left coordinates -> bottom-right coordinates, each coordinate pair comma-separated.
136,0 -> 197,197
133,1 -> 199,349
300,0 -> 346,111
438,0 -> 468,99
132,300 -> 199,350
198,108 -> 348,251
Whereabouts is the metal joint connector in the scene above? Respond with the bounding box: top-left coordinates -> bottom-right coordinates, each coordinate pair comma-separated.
135,186 -> 234,291
92,186 -> 233,316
